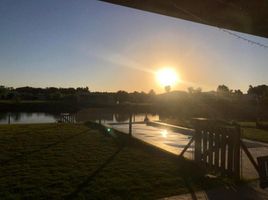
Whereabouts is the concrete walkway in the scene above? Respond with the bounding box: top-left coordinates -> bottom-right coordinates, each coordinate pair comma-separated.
110,123 -> 268,179
241,139 -> 268,179
161,181 -> 268,200
109,122 -> 268,199
109,123 -> 195,158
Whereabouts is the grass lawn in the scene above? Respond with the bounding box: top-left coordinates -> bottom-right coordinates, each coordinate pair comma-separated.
242,128 -> 268,143
238,121 -> 257,128
0,123 -> 225,199
237,121 -> 268,143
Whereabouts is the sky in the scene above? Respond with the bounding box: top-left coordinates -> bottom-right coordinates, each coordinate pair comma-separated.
0,0 -> 268,93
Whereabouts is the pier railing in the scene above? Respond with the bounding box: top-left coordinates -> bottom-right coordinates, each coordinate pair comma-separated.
58,113 -> 76,123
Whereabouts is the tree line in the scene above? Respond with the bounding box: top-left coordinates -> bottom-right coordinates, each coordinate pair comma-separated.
0,86 -> 157,105
0,84 -> 268,102
1,84 -> 268,120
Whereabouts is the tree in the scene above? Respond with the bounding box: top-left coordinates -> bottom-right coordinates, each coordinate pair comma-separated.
217,85 -> 230,94
7,91 -> 20,102
49,92 -> 62,100
188,87 -> 202,94
0,86 -> 8,99
148,89 -> 156,102
165,85 -> 171,93
148,89 -> 156,96
247,85 -> 268,121
116,90 -> 129,103
233,89 -> 243,96
196,87 -> 202,93
76,87 -> 90,94
248,85 -> 268,99
188,87 -> 194,94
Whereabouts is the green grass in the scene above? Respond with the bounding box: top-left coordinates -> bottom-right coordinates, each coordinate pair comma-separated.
238,121 -> 257,128
242,127 -> 268,143
0,123 -> 225,199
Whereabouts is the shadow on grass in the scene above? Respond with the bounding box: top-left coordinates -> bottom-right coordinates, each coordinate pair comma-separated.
65,144 -> 125,200
64,123 -> 203,199
64,122 -> 130,199
0,129 -> 89,167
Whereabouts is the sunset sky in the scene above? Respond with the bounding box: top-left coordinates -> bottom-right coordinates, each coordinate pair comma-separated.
1,0 -> 268,93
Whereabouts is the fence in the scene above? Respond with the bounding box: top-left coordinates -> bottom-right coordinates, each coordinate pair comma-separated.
193,119 -> 241,178
58,113 -> 76,123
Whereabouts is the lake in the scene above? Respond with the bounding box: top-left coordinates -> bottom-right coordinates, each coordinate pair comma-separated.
76,109 -> 159,123
0,111 -> 159,124
0,112 -> 58,124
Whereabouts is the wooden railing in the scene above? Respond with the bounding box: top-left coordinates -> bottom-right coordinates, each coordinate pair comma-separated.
58,113 -> 76,123
194,124 -> 241,178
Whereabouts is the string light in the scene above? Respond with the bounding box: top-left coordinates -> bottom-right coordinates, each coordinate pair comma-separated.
170,1 -> 268,49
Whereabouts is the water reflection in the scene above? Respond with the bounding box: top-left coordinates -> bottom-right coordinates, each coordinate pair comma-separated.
0,110 -> 160,124
76,109 -> 159,123
0,112 -> 6,121
0,112 -> 58,124
114,113 -> 129,122
10,112 -> 22,122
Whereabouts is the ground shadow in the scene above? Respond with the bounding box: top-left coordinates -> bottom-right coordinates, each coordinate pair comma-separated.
64,144 -> 125,200
0,129 -> 89,166
204,182 -> 268,200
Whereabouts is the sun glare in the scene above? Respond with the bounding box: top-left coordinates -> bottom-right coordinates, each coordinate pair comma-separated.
160,129 -> 168,138
156,68 -> 179,87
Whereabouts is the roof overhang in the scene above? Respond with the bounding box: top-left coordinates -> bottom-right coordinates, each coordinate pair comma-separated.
100,0 -> 268,39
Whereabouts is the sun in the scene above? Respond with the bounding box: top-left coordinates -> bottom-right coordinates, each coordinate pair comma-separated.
156,68 -> 179,87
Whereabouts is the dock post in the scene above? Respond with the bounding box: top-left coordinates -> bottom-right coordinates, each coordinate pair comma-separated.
8,114 -> 11,124
129,113 -> 132,137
